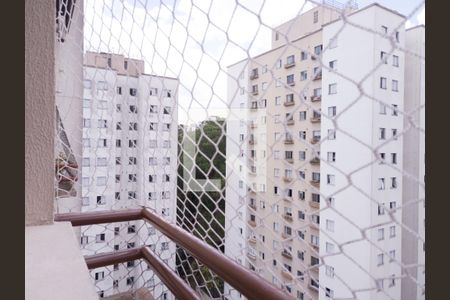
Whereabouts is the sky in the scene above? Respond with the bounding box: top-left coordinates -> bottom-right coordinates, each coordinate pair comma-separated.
84,0 -> 425,125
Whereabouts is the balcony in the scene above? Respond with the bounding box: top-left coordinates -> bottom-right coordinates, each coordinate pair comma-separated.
285,157 -> 294,164
281,232 -> 292,239
283,213 -> 293,222
247,251 -> 257,261
281,269 -> 293,281
309,200 -> 320,209
249,202 -> 257,210
284,100 -> 295,107
286,119 -> 295,126
310,157 -> 320,165
287,80 -> 295,86
250,73 -> 259,80
279,197 -> 291,205
47,209 -> 295,300
283,176 -> 293,183
250,103 -> 258,110
309,278 -> 320,291
281,249 -> 293,259
249,122 -> 258,129
313,73 -> 322,81
284,138 -> 294,145
310,137 -> 320,145
310,116 -> 321,123
248,220 -> 257,227
284,62 -> 295,69
251,89 -> 259,96
310,179 -> 320,188
248,236 -> 257,244
311,95 -> 321,102
249,139 -> 256,145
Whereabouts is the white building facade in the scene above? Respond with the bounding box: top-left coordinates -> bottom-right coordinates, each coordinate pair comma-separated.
80,52 -> 178,298
226,3 -> 424,300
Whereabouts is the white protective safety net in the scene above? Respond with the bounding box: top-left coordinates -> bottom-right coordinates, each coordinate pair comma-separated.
54,0 -> 425,299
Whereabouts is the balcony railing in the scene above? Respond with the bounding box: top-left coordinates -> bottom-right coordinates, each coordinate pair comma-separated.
310,157 -> 320,165
55,208 -> 294,300
310,116 -> 321,123
286,119 -> 295,125
284,138 -> 294,145
284,100 -> 295,107
281,249 -> 293,259
311,95 -> 321,102
310,137 -> 320,144
250,73 -> 259,80
284,62 -> 295,69
310,179 -> 320,188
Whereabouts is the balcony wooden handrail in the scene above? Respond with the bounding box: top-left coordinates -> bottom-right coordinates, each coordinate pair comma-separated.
55,208 -> 295,300
84,247 -> 200,300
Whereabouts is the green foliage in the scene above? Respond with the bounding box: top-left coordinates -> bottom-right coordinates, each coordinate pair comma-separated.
176,118 -> 226,298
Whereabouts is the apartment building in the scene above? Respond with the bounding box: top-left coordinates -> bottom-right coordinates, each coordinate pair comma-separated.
401,25 -> 425,300
80,52 -> 178,298
226,3 -> 424,300
225,3 -> 352,300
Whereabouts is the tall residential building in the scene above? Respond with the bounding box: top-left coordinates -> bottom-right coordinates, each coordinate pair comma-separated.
401,25 -> 425,300
226,3 -> 423,300
80,52 -> 178,298
225,3 -> 354,300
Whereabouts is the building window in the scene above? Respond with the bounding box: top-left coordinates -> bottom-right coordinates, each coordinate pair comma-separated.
390,225 -> 396,237
381,51 -> 388,64
299,151 -> 306,161
127,225 -> 136,233
327,152 -> 336,162
83,99 -> 90,108
115,192 -> 120,200
380,102 -> 387,114
389,250 -> 396,262
149,87 -> 158,96
391,177 -> 397,189
328,83 -> 337,94
300,71 -> 307,81
301,51 -> 308,60
393,55 -> 399,67
377,253 -> 384,266
276,59 -> 282,69
129,140 -> 137,148
379,128 -> 386,140
389,275 -> 396,287
378,228 -> 385,240
313,11 -> 318,23
392,104 -> 398,116
128,191 -> 137,199
129,122 -> 138,131
380,77 -> 387,89
129,88 -> 137,96
116,104 -> 121,112
395,31 -> 400,42
391,128 -> 398,140
128,174 -> 137,182
378,204 -> 385,215
326,219 -> 334,232
96,233 -> 105,243
314,45 -> 322,55
378,178 -> 385,190
392,80 -> 399,92
327,174 -> 335,185
95,271 -> 105,281
95,195 -> 105,204
126,277 -> 135,286
329,60 -> 337,70
80,236 -> 88,245
328,129 -> 336,140
381,25 -> 388,34
391,153 -> 397,164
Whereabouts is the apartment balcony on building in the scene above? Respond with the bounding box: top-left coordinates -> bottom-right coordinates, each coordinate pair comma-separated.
310,135 -> 321,145
284,133 -> 294,144
283,212 -> 293,222
313,71 -> 322,81
284,94 -> 295,106
310,156 -> 320,165
284,55 -> 296,69
251,85 -> 259,95
281,269 -> 294,281
250,68 -> 259,80
281,248 -> 293,259
310,111 -> 321,123
250,101 -> 258,110
311,94 -> 322,102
